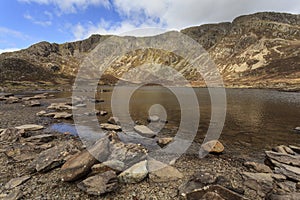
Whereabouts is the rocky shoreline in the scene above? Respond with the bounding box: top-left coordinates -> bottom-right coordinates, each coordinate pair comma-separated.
0,92 -> 299,199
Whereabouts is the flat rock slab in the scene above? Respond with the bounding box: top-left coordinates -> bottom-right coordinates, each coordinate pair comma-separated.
266,151 -> 300,167
0,128 -> 24,142
28,143 -> 71,173
77,171 -> 118,196
24,134 -> 57,143
5,175 -> 31,190
271,160 -> 300,182
185,185 -> 246,200
15,124 -> 44,131
53,112 -> 73,119
134,125 -> 156,138
148,159 -> 183,183
100,123 -> 122,131
118,160 -> 148,183
47,103 -> 75,110
201,140 -> 224,154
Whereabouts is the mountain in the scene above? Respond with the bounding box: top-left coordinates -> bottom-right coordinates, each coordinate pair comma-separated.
0,12 -> 299,91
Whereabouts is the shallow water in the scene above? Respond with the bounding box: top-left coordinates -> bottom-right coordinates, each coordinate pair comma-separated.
58,86 -> 300,161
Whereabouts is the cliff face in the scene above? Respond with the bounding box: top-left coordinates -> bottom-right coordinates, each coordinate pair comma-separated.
0,12 -> 299,90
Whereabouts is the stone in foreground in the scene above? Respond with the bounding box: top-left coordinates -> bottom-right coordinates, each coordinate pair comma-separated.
61,137 -> 110,182
201,140 -> 224,154
15,124 -> 44,131
77,171 -> 118,196
134,125 -> 156,138
148,159 -> 183,183
244,161 -> 273,173
92,160 -> 125,174
5,175 -> 31,190
118,160 -> 148,183
28,143 -> 71,173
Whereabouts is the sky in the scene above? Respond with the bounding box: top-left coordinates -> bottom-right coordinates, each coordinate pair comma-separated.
0,0 -> 299,53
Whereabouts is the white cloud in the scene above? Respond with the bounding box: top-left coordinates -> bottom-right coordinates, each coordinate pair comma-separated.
69,0 -> 300,40
0,48 -> 20,54
24,13 -> 52,27
19,0 -> 111,14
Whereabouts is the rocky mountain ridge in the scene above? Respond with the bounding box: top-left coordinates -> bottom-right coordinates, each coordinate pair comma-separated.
0,12 -> 299,90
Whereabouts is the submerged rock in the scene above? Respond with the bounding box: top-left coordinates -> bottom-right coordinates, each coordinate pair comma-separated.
118,160 -> 148,183
77,171 -> 118,196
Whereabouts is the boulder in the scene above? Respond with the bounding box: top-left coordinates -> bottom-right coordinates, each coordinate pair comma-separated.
77,171 -> 118,196
201,140 -> 224,154
61,137 -> 110,182
108,141 -> 147,169
15,124 -> 44,131
100,123 -> 122,131
28,143 -> 71,173
5,175 -> 31,190
148,159 -> 183,183
118,160 -> 148,183
134,125 -> 156,138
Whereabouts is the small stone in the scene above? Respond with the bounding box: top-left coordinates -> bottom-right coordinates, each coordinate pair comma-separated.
77,171 -> 118,196
294,127 -> 300,132
201,140 -> 224,154
108,117 -> 120,125
118,160 -> 148,183
99,111 -> 108,116
36,110 -> 47,116
273,145 -> 288,154
47,102 -> 75,110
296,182 -> 300,189
15,124 -> 44,131
157,137 -> 173,146
75,104 -> 86,107
5,175 -> 31,189
6,97 -> 19,104
134,125 -> 156,138
24,100 -> 41,107
100,123 -> 122,131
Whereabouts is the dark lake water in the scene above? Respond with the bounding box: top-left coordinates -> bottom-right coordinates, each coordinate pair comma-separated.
56,86 -> 300,161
